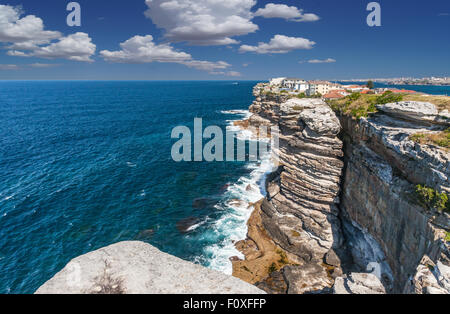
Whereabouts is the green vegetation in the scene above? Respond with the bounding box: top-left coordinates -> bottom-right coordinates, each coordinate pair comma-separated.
277,250 -> 289,266
414,184 -> 449,213
268,262 -> 278,274
367,80 -> 374,89
328,91 -> 404,120
376,91 -> 403,105
410,128 -> 450,149
445,232 -> 450,242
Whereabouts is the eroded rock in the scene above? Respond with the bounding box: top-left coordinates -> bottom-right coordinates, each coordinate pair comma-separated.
36,241 -> 265,294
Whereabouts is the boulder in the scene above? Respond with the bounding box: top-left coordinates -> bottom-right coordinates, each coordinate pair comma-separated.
333,273 -> 386,294
376,101 -> 440,124
35,241 -> 265,294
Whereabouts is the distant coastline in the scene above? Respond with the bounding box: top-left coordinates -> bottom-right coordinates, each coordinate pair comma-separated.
336,81 -> 450,96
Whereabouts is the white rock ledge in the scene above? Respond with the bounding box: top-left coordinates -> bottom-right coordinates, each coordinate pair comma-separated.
35,241 -> 265,294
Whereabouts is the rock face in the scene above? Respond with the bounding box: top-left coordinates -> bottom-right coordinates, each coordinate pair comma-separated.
376,101 -> 442,125
333,273 -> 386,294
403,254 -> 450,294
36,241 -> 265,294
243,90 -> 348,293
338,102 -> 450,292
235,85 -> 449,294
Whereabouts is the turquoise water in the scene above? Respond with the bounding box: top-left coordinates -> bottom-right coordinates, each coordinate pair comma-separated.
0,81 -> 272,294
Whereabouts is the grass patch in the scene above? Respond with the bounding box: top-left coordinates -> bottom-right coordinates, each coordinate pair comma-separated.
445,232 -> 450,242
328,92 -> 387,119
328,91 -> 405,119
414,184 -> 449,213
410,128 -> 450,149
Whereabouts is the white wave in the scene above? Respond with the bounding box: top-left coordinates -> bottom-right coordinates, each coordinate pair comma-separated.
220,110 -> 252,119
203,151 -> 275,275
126,162 -> 137,168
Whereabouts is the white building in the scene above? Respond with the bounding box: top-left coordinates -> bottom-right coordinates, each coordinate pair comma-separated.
269,77 -> 286,86
282,78 -> 309,92
307,81 -> 343,96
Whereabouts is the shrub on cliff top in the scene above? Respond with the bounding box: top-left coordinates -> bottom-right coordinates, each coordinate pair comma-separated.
328,91 -> 404,120
410,128 -> 450,149
415,184 -> 449,213
375,91 -> 403,105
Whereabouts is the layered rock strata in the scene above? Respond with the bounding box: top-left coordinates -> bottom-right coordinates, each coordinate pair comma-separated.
233,88 -> 350,293
338,101 -> 450,293
234,85 -> 450,294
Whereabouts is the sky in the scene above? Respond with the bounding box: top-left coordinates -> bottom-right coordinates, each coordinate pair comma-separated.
0,0 -> 449,80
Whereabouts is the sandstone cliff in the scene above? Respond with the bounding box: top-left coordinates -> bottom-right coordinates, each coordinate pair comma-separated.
338,101 -> 450,293
233,84 -> 450,294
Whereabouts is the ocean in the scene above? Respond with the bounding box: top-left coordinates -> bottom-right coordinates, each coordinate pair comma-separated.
0,81 -> 274,294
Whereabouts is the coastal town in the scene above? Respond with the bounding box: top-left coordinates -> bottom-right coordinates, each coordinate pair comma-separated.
266,77 -> 418,100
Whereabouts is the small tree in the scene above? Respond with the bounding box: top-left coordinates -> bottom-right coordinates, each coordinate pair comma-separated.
367,80 -> 374,89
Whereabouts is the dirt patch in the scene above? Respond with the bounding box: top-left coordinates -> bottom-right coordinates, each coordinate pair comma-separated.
232,200 -> 301,287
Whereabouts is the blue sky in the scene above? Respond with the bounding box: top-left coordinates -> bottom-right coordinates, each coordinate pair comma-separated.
0,0 -> 449,80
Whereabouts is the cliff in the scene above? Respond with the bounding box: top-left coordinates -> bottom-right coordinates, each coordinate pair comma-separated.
232,84 -> 450,294
36,241 -> 264,294
339,101 -> 450,293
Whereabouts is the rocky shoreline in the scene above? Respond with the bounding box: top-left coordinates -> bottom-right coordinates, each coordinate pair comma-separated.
231,83 -> 450,294
36,83 -> 450,294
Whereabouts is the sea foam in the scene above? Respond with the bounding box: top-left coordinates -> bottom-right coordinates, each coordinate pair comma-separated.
202,110 -> 275,275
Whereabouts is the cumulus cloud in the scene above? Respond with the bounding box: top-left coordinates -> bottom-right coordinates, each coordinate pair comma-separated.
239,34 -> 315,54
0,5 -> 96,62
307,58 -> 336,64
100,35 -> 191,63
0,5 -> 60,44
144,0 -> 258,45
31,33 -> 96,62
254,3 -> 319,22
100,35 -> 233,74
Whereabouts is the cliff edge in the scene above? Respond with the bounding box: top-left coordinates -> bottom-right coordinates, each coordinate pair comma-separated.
36,241 -> 265,294
232,84 -> 450,294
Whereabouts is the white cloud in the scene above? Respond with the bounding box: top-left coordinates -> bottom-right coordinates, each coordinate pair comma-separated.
239,34 -> 315,54
100,35 -> 233,74
225,71 -> 241,77
0,5 -> 60,44
307,58 -> 336,64
254,3 -> 319,22
144,0 -> 258,45
182,60 -> 230,72
31,33 -> 96,62
100,35 -> 191,63
0,5 -> 96,62
0,64 -> 19,70
29,63 -> 60,68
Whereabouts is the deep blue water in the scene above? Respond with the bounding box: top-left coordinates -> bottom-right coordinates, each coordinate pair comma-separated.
0,81 -> 267,294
